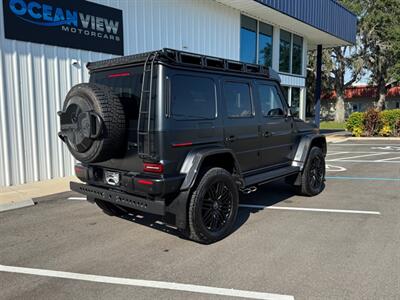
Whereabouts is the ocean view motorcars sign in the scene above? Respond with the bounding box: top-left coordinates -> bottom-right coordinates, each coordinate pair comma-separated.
2,0 -> 124,55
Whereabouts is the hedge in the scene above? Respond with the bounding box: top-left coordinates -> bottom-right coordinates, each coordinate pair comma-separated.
346,109 -> 400,137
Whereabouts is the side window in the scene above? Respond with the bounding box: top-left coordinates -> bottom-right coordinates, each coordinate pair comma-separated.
171,75 -> 216,120
223,82 -> 253,118
256,84 -> 285,117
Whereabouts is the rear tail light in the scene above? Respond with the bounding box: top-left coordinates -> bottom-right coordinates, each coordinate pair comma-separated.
74,164 -> 88,181
143,163 -> 164,174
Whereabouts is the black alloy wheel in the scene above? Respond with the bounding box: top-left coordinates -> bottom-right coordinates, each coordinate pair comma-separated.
300,146 -> 326,196
309,155 -> 324,190
187,167 -> 239,244
201,181 -> 234,232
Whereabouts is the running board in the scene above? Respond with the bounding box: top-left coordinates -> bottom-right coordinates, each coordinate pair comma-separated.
244,166 -> 300,187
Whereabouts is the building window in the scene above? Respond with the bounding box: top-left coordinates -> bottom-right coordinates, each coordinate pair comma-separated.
279,30 -> 303,75
240,15 -> 257,64
281,86 -> 289,103
224,82 -> 253,118
258,22 -> 273,67
292,35 -> 303,75
352,104 -> 359,112
396,102 -> 400,109
291,87 -> 301,118
240,15 -> 273,67
171,75 -> 216,120
279,30 -> 291,73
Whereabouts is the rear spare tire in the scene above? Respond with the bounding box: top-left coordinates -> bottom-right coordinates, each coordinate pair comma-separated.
58,83 -> 126,163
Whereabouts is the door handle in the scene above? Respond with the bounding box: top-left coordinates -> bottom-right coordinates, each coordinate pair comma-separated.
225,135 -> 236,142
263,131 -> 272,138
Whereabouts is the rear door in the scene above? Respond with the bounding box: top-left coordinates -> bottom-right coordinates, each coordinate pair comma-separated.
221,80 -> 261,172
255,82 -> 294,167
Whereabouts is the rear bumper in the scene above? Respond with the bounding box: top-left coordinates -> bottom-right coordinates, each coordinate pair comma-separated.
70,182 -> 165,215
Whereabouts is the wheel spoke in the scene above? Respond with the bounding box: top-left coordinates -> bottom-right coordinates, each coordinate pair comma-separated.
203,210 -> 213,227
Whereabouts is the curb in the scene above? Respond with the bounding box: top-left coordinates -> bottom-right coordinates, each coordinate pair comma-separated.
346,137 -> 400,141
0,176 -> 79,213
0,198 -> 35,213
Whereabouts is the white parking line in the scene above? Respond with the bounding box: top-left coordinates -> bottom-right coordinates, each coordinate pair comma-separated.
329,144 -> 400,146
326,151 -> 349,156
239,205 -> 381,215
68,197 -> 86,201
375,156 -> 400,162
327,151 -> 399,154
0,264 -> 294,300
325,159 -> 400,163
329,152 -> 389,161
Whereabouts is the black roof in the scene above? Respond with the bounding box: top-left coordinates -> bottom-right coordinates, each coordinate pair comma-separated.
86,48 -> 281,82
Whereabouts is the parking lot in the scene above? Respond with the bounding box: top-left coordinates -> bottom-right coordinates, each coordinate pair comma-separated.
1,139 -> 399,300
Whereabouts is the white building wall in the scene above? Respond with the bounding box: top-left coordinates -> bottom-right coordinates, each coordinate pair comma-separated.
0,0 -> 240,186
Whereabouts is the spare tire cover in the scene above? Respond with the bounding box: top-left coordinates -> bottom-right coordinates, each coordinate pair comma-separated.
59,83 -> 126,163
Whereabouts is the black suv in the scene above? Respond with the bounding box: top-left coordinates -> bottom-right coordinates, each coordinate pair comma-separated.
59,48 -> 326,243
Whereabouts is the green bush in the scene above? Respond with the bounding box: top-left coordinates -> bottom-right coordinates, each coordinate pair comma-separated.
345,112 -> 364,134
380,109 -> 400,131
346,109 -> 400,137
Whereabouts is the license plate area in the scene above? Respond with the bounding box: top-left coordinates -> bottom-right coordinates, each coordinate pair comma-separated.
105,171 -> 120,186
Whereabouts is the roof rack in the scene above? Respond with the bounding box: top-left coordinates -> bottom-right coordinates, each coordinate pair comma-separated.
86,48 -> 281,82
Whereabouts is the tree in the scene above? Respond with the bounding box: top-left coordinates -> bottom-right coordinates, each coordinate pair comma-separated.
327,0 -> 364,123
306,0 -> 364,123
360,0 -> 400,111
328,45 -> 364,122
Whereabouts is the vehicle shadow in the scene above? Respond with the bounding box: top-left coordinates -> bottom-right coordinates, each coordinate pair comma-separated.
116,179 -> 298,242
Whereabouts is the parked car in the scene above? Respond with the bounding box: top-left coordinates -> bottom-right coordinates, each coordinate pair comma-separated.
58,48 -> 326,243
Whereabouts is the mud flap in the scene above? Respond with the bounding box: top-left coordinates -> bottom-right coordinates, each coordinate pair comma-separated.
165,190 -> 190,230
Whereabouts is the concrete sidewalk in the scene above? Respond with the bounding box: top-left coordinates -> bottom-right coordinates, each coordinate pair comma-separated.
0,176 -> 78,212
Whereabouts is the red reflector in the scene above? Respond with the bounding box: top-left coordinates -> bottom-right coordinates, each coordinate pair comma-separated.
143,163 -> 164,173
137,179 -> 154,185
108,72 -> 130,78
172,142 -> 193,147
74,165 -> 85,175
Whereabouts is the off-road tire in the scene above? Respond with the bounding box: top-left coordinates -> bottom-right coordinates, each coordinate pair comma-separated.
299,146 -> 325,196
94,199 -> 127,216
187,168 -> 238,244
61,83 -> 126,163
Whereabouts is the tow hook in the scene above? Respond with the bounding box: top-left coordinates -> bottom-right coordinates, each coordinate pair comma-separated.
240,186 -> 257,194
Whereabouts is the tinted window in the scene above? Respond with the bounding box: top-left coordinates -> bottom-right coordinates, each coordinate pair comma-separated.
291,87 -> 300,118
256,85 -> 285,117
258,22 -> 273,67
224,82 -> 253,118
281,86 -> 289,102
171,75 -> 216,120
240,15 -> 257,64
279,30 -> 291,73
292,35 -> 303,75
91,67 -> 142,120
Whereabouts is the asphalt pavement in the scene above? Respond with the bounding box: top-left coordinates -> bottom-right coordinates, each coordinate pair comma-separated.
1,139 -> 399,300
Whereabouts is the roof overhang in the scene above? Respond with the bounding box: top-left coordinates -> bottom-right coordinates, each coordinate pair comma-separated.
216,0 -> 357,49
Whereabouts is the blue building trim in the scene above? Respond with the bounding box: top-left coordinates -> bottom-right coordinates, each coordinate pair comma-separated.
255,0 -> 357,44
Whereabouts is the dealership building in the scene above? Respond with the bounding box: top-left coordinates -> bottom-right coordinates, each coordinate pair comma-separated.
0,0 -> 356,186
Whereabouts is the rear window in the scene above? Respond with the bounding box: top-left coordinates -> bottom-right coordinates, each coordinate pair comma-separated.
170,75 -> 216,120
90,67 -> 143,120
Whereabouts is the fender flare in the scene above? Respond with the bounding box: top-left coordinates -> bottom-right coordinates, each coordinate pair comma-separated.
179,147 -> 242,191
292,134 -> 327,171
